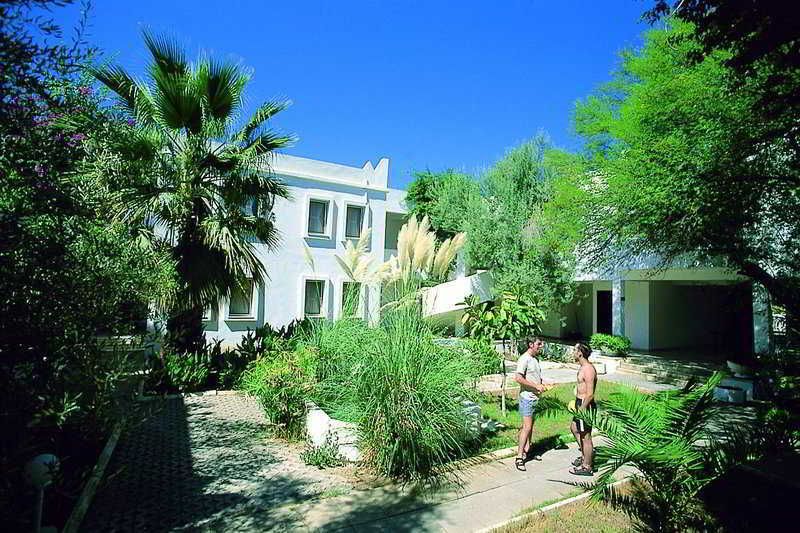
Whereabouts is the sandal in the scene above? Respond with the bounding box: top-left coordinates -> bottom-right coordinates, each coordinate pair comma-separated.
570,465 -> 593,476
515,457 -> 526,471
572,456 -> 583,467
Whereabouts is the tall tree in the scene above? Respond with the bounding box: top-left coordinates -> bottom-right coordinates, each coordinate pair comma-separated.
567,19 -> 799,318
406,169 -> 477,241
466,134 -> 574,310
88,31 -> 293,351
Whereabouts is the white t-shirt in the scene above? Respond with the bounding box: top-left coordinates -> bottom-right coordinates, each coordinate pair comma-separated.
516,353 -> 542,401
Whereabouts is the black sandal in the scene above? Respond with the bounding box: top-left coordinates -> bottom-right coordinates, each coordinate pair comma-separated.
570,465 -> 593,476
515,457 -> 526,471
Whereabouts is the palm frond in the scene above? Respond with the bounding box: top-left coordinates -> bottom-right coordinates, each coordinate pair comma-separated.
89,64 -> 138,114
198,58 -> 248,121
232,99 -> 292,143
302,242 -> 315,271
142,29 -> 188,77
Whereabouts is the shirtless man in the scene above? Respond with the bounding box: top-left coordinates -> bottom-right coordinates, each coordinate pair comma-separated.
570,343 -> 597,476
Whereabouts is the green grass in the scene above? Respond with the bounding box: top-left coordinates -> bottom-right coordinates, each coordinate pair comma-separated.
513,488 -> 585,517
477,381 -> 640,454
491,500 -> 632,533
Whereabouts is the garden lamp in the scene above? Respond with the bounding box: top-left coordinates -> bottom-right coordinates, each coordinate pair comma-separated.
24,454 -> 59,533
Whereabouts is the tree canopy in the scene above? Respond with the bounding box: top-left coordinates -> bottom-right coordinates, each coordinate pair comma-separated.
560,19 -> 799,316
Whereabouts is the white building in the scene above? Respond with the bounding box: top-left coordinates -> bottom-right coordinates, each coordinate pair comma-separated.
426,253 -> 770,362
203,154 -> 407,347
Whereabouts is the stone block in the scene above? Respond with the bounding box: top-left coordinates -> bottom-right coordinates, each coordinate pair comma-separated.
714,385 -> 746,404
719,376 -> 755,401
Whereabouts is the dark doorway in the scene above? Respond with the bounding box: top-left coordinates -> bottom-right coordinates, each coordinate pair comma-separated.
597,290 -> 612,334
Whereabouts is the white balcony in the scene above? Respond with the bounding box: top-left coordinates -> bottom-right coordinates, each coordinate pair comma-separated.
422,270 -> 494,324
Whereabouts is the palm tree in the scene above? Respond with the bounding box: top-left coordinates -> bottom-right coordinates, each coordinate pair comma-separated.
90,31 -> 293,352
551,373 -> 757,532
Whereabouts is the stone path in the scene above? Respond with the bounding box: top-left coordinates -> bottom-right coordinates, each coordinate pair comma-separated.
82,393 -> 633,532
82,394 -> 352,532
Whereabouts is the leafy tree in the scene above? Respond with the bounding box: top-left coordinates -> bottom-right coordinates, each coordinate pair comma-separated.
0,0 -> 95,111
569,20 -> 800,320
1,5 -> 177,522
461,292 -> 545,415
406,169 -> 478,240
87,31 -> 294,352
465,134 -> 575,310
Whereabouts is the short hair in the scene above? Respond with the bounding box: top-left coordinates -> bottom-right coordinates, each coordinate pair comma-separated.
575,343 -> 591,359
526,336 -> 541,345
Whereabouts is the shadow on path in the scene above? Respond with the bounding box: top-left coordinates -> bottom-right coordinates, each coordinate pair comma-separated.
81,397 -> 315,532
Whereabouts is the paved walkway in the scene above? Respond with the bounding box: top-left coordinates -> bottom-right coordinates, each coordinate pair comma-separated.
82,394 -> 622,532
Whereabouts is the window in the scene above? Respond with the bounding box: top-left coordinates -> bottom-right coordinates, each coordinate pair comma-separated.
304,280 -> 325,317
345,205 -> 365,238
342,281 -> 362,316
307,199 -> 329,237
202,307 -> 212,321
228,280 -> 255,319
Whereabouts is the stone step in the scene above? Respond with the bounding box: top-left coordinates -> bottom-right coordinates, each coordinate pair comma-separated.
618,361 -> 715,379
614,368 -> 689,386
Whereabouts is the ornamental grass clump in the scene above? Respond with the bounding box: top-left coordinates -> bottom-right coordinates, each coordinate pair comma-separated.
357,303 -> 479,480
308,290 -> 480,481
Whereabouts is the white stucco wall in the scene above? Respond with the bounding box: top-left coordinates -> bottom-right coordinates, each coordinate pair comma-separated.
202,154 -> 406,348
624,281 -> 650,351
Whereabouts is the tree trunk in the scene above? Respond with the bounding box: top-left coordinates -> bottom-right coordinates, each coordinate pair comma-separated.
501,339 -> 507,416
165,305 -> 205,354
739,262 -> 800,348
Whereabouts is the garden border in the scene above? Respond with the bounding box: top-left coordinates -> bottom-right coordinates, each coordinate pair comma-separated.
474,476 -> 632,533
61,420 -> 124,533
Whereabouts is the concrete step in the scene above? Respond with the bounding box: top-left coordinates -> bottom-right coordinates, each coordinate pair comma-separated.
618,361 -> 714,379
614,368 -> 689,386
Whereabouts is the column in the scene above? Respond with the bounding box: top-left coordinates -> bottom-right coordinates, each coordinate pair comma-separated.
612,279 -> 625,337
752,282 -> 772,355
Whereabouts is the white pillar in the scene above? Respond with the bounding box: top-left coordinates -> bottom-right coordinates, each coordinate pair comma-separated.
612,279 -> 625,337
752,282 -> 772,355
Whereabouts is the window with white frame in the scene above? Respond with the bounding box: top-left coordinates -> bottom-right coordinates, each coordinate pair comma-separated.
341,281 -> 362,317
304,279 -> 326,317
344,204 -> 365,239
227,280 -> 255,319
307,199 -> 330,237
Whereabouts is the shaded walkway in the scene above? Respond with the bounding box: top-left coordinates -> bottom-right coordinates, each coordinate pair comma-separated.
82,394 -> 350,532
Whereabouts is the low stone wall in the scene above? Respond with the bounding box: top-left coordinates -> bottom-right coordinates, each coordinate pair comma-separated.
305,402 -> 361,461
305,400 -> 483,462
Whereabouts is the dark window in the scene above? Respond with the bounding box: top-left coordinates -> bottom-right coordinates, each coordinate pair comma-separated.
345,205 -> 365,238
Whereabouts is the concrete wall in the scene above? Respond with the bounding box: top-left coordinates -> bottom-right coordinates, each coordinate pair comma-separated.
624,281 -> 650,350
202,155 -> 406,348
540,282 -> 592,340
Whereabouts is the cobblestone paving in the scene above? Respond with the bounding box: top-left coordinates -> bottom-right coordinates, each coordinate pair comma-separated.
82,394 -> 352,532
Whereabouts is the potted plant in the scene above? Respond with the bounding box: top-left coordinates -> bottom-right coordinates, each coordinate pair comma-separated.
590,333 -> 632,357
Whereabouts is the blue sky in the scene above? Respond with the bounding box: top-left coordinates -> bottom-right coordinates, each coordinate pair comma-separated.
55,1 -> 649,189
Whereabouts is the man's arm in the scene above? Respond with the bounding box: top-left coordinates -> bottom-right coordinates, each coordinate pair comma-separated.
514,373 -> 548,394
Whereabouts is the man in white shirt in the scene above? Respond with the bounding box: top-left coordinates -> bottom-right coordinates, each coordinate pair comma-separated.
513,337 -> 552,470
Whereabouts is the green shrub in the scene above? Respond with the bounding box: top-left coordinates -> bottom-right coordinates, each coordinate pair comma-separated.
300,438 -> 345,469
539,342 -> 572,363
163,350 -> 211,392
589,333 -> 632,355
239,348 -> 317,439
461,338 -> 500,376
